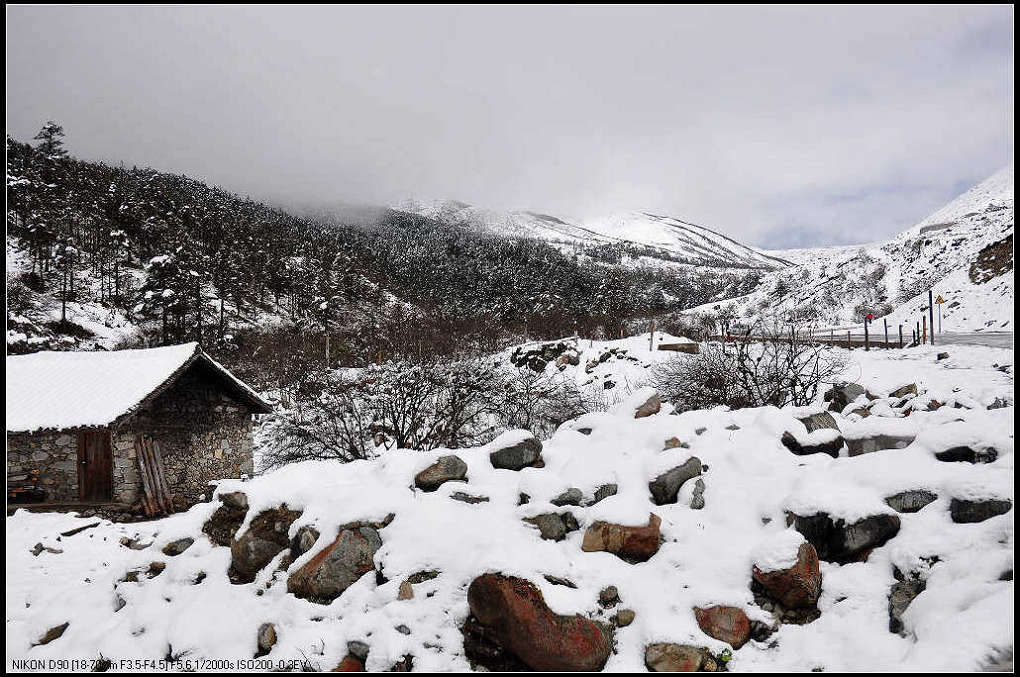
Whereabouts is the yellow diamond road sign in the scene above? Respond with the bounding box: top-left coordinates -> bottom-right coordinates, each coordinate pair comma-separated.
935,295 -> 946,304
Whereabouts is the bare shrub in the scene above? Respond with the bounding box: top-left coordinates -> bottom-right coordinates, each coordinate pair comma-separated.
650,322 -> 847,412
498,368 -> 600,438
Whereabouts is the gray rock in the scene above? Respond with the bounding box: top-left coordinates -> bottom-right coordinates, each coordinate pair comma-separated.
229,507 -> 302,583
551,488 -> 583,507
788,512 -> 901,564
825,383 -> 866,410
450,492 -> 489,504
950,498 -> 1012,523
524,512 -> 579,541
649,457 -> 702,505
781,431 -> 845,458
256,623 -> 277,656
288,525 -> 383,604
885,490 -> 938,513
936,352 -> 950,360
591,484 -> 618,505
797,411 -> 840,433
846,434 -> 915,456
414,455 -> 468,491
220,491 -> 249,510
161,537 -> 195,556
888,571 -> 925,635
934,445 -> 998,463
290,525 -> 320,560
614,609 -> 636,627
598,585 -> 619,607
347,640 -> 371,661
490,435 -> 543,471
690,478 -> 706,510
889,383 -> 918,398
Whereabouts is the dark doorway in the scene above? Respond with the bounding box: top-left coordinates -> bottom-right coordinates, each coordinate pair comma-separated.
77,430 -> 113,501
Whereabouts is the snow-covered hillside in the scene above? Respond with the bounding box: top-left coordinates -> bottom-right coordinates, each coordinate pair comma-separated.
6,341 -> 1013,672
396,199 -> 789,271
694,168 -> 1014,332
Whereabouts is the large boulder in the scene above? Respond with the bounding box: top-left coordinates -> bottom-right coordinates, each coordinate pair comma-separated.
644,643 -> 712,672
649,457 -> 702,505
788,512 -> 900,564
693,605 -> 751,649
489,433 -> 544,471
885,490 -> 938,514
752,542 -> 822,610
582,513 -> 661,562
229,506 -> 302,583
287,523 -> 382,604
414,455 -> 468,492
950,498 -> 1012,523
466,573 -> 612,671
524,512 -> 579,541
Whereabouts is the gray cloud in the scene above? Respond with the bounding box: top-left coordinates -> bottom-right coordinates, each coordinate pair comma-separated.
5,5 -> 1013,248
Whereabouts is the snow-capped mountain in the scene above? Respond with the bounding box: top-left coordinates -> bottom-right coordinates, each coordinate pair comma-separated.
692,167 -> 1014,332
396,199 -> 790,271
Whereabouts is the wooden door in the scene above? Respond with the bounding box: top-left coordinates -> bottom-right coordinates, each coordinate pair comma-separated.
78,430 -> 113,501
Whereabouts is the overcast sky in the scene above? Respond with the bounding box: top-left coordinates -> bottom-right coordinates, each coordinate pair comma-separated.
6,5 -> 1014,248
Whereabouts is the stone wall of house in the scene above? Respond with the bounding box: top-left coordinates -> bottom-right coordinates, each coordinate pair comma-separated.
7,430 -> 79,502
7,365 -> 257,509
119,367 -> 255,508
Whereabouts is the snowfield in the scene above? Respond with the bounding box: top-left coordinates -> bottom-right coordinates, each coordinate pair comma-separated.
6,341 -> 1013,672
694,167 -> 1014,333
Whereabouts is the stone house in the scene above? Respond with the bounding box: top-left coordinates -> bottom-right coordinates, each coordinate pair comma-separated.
7,342 -> 272,511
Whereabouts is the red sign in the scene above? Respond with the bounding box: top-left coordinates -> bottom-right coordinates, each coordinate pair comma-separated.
866,313 -> 874,321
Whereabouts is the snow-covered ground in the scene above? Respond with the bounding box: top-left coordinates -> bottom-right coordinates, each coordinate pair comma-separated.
6,340 -> 1013,672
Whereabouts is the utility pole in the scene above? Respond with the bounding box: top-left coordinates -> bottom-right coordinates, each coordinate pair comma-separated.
864,316 -> 870,351
884,318 -> 889,348
898,324 -> 903,349
928,290 -> 936,346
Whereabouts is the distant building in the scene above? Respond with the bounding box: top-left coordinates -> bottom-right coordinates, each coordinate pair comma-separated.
6,343 -> 271,512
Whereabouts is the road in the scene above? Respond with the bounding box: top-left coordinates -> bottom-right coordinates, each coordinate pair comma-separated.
805,330 -> 1013,350
712,331 -> 1013,350
935,331 -> 1013,349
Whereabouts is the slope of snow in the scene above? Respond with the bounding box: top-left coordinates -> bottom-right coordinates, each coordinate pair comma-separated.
583,211 -> 791,269
691,168 -> 1014,331
5,342 -> 1013,672
396,200 -> 789,271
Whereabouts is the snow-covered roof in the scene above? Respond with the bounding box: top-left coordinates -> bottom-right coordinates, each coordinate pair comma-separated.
6,343 -> 271,433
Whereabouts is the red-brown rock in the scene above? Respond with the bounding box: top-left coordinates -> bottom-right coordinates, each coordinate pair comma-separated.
467,573 -> 612,671
644,643 -> 711,672
582,513 -> 661,562
693,605 -> 751,649
752,542 -> 822,609
332,654 -> 365,672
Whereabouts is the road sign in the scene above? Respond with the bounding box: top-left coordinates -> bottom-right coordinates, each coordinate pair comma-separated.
935,295 -> 946,304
